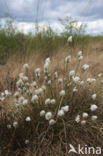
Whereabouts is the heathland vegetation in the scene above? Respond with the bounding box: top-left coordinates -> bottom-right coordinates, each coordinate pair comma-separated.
0,17 -> 103,155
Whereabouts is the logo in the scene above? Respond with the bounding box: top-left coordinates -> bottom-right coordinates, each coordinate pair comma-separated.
69,144 -> 102,155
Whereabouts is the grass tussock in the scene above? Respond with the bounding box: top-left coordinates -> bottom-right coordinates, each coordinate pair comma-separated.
0,49 -> 103,156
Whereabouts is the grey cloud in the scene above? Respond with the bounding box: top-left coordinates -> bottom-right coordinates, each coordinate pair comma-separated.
0,0 -> 103,23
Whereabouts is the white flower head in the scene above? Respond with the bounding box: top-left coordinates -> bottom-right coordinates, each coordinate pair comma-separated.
25,116 -> 31,122
45,98 -> 51,105
45,112 -> 53,120
78,55 -> 83,61
31,95 -> 39,103
73,87 -> 78,93
14,91 -> 19,98
25,140 -> 29,144
23,99 -> 28,105
78,51 -> 83,57
45,57 -> 51,64
67,36 -> 72,42
98,73 -> 102,78
91,115 -> 98,121
23,64 -> 29,71
1,92 -> 5,97
18,96 -> 25,104
35,68 -> 41,77
82,112 -> 88,118
38,88 -> 43,94
49,119 -> 56,125
87,78 -> 96,84
51,99 -> 56,105
58,78 -> 63,84
61,105 -> 69,112
65,56 -> 71,63
31,81 -> 37,87
48,80 -> 51,85
82,64 -> 89,71
57,110 -> 65,117
69,70 -> 75,77
81,120 -> 86,125
5,90 -> 11,96
7,124 -> 12,129
0,97 -> 5,102
90,104 -> 98,111
91,94 -> 96,100
72,76 -> 80,85
75,115 -> 80,123
40,110 -> 46,117
59,90 -> 65,96
13,121 -> 18,128
19,73 -> 24,78
16,79 -> 24,88
42,85 -> 46,91
44,58 -> 51,72
54,72 -> 58,79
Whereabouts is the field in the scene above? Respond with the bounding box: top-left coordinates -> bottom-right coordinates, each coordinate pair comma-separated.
0,22 -> 103,156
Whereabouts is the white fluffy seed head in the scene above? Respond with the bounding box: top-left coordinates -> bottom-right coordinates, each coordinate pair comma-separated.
72,76 -> 80,84
80,81 -> 84,86
90,104 -> 98,111
25,140 -> 29,144
45,112 -> 53,120
18,96 -> 25,104
78,51 -> 83,57
61,105 -> 69,112
35,68 -> 41,77
59,90 -> 65,96
78,55 -> 83,61
19,73 -> 24,78
38,88 -> 43,94
91,94 -> 96,100
23,64 -> 29,71
51,99 -> 56,105
25,116 -> 31,122
81,120 -> 86,125
42,85 -> 46,91
47,80 -> 51,85
45,57 -> 51,64
75,115 -> 80,123
73,87 -> 78,93
57,110 -> 65,117
67,36 -> 72,42
58,78 -> 63,84
87,78 -> 96,84
45,98 -> 51,105
23,99 -> 28,105
31,81 -> 37,87
82,64 -> 89,71
40,110 -> 46,117
31,95 -> 39,103
14,91 -> 19,98
98,73 -> 102,78
91,115 -> 98,121
49,119 -> 56,125
82,112 -> 88,118
13,121 -> 18,128
69,70 -> 75,77
54,72 -> 58,79
65,56 -> 71,63
7,124 -> 12,129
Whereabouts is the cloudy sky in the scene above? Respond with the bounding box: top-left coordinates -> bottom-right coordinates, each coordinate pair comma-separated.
0,0 -> 103,35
